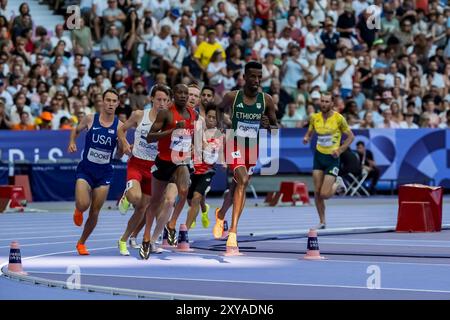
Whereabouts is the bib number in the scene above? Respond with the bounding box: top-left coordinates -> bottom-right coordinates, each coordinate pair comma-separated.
317,135 -> 333,147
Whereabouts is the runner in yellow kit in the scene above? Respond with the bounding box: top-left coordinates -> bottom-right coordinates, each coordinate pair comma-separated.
303,92 -> 355,229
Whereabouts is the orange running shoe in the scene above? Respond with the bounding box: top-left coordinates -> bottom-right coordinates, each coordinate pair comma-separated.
76,242 -> 89,255
212,208 -> 224,239
73,208 -> 83,226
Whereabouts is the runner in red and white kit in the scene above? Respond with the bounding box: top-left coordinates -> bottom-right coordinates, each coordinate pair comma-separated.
117,84 -> 171,255
185,105 -> 223,230
140,84 -> 197,259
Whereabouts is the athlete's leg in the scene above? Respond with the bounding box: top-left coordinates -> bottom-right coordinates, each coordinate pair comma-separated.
229,166 -> 249,234
120,194 -> 151,242
75,179 -> 92,213
320,175 -> 339,200
130,214 -> 146,238
216,180 -> 236,220
200,197 -> 207,213
167,167 -> 190,230
78,185 -> 110,244
124,179 -> 143,208
152,183 -> 178,243
312,170 -> 326,225
186,191 -> 203,230
143,178 -> 169,242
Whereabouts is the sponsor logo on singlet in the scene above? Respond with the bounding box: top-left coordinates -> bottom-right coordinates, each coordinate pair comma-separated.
236,122 -> 259,138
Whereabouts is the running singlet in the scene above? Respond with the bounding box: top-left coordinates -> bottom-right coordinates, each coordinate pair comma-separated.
309,112 -> 350,155
81,113 -> 119,167
194,136 -> 222,175
158,104 -> 197,163
230,90 -> 266,148
132,109 -> 158,161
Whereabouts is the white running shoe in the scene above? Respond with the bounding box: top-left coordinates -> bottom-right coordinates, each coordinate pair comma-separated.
150,242 -> 163,254
315,223 -> 326,230
336,176 -> 347,195
129,237 -> 140,249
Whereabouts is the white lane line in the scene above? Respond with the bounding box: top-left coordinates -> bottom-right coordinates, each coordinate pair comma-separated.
19,271 -> 450,295
0,238 -> 121,249
263,240 -> 450,248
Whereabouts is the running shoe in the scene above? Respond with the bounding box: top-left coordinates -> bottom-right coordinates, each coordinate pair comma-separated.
118,240 -> 130,256
315,223 -> 326,230
201,203 -> 210,228
336,176 -> 347,195
73,208 -> 83,227
76,242 -> 89,255
118,194 -> 130,215
150,242 -> 163,254
226,232 -> 238,248
165,224 -> 178,246
129,237 -> 140,249
212,208 -> 224,239
139,241 -> 151,260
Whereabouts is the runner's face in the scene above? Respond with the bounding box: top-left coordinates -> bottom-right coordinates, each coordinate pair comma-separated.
174,85 -> 188,107
244,68 -> 262,93
320,95 -> 333,113
152,91 -> 170,111
205,110 -> 217,129
201,89 -> 214,107
187,87 -> 200,108
103,92 -> 119,114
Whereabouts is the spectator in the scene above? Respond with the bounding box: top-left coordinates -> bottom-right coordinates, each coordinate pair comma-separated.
400,113 -> 420,129
101,25 -> 122,71
11,111 -> 35,130
194,29 -> 226,76
356,141 -> 380,195
438,110 -> 450,128
0,100 -> 11,129
378,108 -> 400,128
281,45 -> 308,97
359,111 -> 376,129
281,102 -> 304,128
335,49 -> 357,98
321,20 -> 340,71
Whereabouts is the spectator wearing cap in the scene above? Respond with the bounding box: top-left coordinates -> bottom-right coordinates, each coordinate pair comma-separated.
304,20 -> 325,64
320,20 -> 340,71
163,31 -> 187,87
0,100 -> 11,129
147,0 -> 170,20
281,45 -> 309,97
194,28 -> 226,73
11,111 -> 35,130
337,4 -> 356,46
101,25 -> 122,71
160,8 -> 181,33
335,49 -> 357,98
115,88 -> 132,118
379,90 -> 393,112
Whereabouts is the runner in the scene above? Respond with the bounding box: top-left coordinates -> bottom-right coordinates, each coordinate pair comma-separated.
213,61 -> 278,254
302,91 -> 354,229
185,105 -> 223,230
116,84 -> 171,255
68,89 -> 125,255
139,84 -> 197,259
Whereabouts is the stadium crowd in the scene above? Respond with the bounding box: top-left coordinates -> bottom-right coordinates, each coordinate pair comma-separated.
0,0 -> 449,131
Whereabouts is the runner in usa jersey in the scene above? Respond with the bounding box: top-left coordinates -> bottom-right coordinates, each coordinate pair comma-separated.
68,89 -> 125,256
140,84 -> 198,259
116,84 -> 171,257
213,61 -> 278,255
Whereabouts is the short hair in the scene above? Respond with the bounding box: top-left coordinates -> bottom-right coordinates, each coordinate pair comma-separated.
150,84 -> 172,98
102,88 -> 119,100
188,83 -> 200,91
356,141 -> 365,147
201,85 -> 215,96
244,61 -> 262,74
205,103 -> 217,115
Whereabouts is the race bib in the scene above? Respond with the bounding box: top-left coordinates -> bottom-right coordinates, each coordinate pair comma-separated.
87,148 -> 111,164
170,134 -> 192,152
236,121 -> 259,139
317,135 -> 333,147
203,148 -> 219,165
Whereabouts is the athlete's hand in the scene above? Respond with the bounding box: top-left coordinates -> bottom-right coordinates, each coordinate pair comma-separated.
68,142 -> 77,153
176,120 -> 186,129
302,136 -> 310,145
261,115 -> 270,129
331,149 -> 341,158
121,141 -> 132,156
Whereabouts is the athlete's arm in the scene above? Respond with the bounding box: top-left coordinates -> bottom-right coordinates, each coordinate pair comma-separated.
262,93 -> 279,129
303,117 -> 315,145
115,120 -> 126,159
146,109 -> 180,143
333,129 -> 355,158
118,111 -> 140,156
68,114 -> 93,153
217,91 -> 237,129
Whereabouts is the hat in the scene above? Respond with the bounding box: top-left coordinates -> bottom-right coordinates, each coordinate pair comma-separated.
171,8 -> 180,18
207,29 -> 216,35
344,3 -> 353,12
311,91 -> 321,99
309,19 -> 320,28
41,111 -> 53,121
372,39 -> 384,46
382,91 -> 393,99
119,88 -> 128,96
115,82 -> 126,89
377,73 -> 386,81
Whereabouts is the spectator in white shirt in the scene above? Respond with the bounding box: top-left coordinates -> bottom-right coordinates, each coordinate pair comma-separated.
147,0 -> 171,21
304,20 -> 324,63
335,50 -> 357,98
163,32 -> 187,87
160,8 -> 181,33
400,113 -> 419,128
377,108 -> 400,128
51,24 -> 73,52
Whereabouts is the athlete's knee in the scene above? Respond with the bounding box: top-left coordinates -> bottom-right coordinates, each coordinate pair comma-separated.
191,194 -> 202,205
126,189 -> 142,205
76,198 -> 90,212
235,173 -> 250,187
177,186 -> 189,199
320,190 -> 332,200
